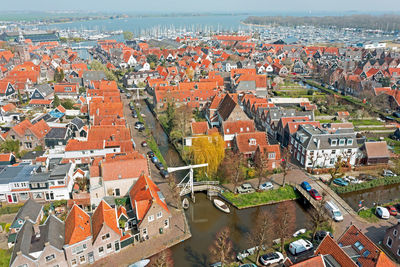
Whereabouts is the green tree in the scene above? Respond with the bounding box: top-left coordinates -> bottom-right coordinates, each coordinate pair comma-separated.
123,31 -> 134,40
0,140 -> 20,155
165,102 -> 176,133
53,94 -> 61,108
54,68 -> 64,83
61,99 -> 75,110
146,54 -> 158,64
90,60 -> 117,81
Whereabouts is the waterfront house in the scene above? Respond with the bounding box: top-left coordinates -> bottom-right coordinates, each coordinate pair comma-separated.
10,215 -> 67,267
383,222 -> 400,262
64,204 -> 94,266
289,124 -> 358,169
129,173 -> 171,242
0,153 -> 16,165
221,120 -> 255,148
91,200 -> 121,260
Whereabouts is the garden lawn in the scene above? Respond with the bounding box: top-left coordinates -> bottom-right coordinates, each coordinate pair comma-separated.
0,249 -> 11,267
222,185 -> 300,209
350,119 -> 384,126
359,207 -> 379,223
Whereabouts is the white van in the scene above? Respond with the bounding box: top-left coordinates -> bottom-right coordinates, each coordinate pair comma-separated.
289,239 -> 313,255
325,201 -> 343,222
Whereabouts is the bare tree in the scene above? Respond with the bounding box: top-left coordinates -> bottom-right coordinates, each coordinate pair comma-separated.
221,151 -> 244,194
248,211 -> 272,264
309,193 -> 329,241
328,155 -> 346,185
167,173 -> 182,209
254,146 -> 270,190
150,248 -> 174,267
275,201 -> 296,254
281,146 -> 291,187
209,227 -> 234,265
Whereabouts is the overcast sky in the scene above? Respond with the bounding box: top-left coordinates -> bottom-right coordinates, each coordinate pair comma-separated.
3,0 -> 400,13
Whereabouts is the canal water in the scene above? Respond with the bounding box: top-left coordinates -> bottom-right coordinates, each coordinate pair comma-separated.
140,101 -> 312,266
340,183 -> 400,211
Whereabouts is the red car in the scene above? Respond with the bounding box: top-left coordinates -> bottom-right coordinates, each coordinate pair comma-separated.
309,189 -> 322,200
386,205 -> 397,216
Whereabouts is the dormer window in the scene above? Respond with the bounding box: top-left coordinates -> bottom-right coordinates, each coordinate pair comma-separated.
249,138 -> 256,146
240,128 -> 243,132
226,128 -> 230,133
347,139 -> 353,145
339,139 -> 345,146
331,139 -> 337,146
246,127 -> 249,131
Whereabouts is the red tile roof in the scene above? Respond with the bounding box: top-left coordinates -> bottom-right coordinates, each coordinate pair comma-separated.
289,255 -> 325,267
29,99 -> 53,105
222,120 -> 255,135
191,121 -> 209,135
1,103 -> 16,112
29,120 -> 50,139
338,225 -> 397,267
235,132 -> 268,154
64,205 -> 91,245
91,200 -> 121,241
129,173 -> 169,221
315,234 -> 357,267
0,153 -> 13,162
12,119 -> 33,137
99,152 -> 149,181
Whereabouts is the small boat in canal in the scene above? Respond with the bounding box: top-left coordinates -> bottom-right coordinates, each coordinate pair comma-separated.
128,259 -> 150,267
182,198 -> 189,209
213,199 -> 230,213
293,228 -> 306,237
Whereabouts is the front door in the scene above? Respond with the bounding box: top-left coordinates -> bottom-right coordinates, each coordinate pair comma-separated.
7,195 -> 12,203
88,252 -> 94,264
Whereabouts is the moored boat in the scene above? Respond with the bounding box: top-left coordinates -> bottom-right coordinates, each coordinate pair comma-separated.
213,199 -> 230,213
182,198 -> 189,209
128,259 -> 150,267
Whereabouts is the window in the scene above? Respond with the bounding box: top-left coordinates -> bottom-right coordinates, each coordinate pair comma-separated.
79,255 -> 85,263
330,158 -> 335,165
164,219 -> 169,228
143,228 -> 147,236
347,139 -> 353,145
354,241 -> 364,251
98,246 -> 104,255
226,129 -> 230,133
240,127 -> 243,132
45,254 -> 55,262
19,192 -> 28,201
362,250 -> 370,257
157,212 -> 162,219
339,139 -> 345,145
102,233 -> 110,240
115,188 -> 120,196
387,237 -> 393,248
57,180 -> 65,185
107,243 -> 112,252
394,229 -> 398,236
331,150 -> 336,155
24,142 -> 32,149
148,215 -> 154,222
397,246 -> 400,256
268,152 -> 275,159
115,241 -> 120,252
331,139 -> 337,146
71,259 -> 77,266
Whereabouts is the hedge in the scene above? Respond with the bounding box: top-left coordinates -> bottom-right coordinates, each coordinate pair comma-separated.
332,176 -> 400,194
0,204 -> 24,215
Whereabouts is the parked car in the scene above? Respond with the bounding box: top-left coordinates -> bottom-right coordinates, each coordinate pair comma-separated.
134,122 -> 144,129
300,181 -> 312,191
126,93 -> 132,98
309,189 -> 322,200
259,252 -> 284,266
325,201 -> 343,222
392,112 -> 400,118
333,178 -> 349,186
376,206 -> 390,219
236,183 -> 255,194
151,156 -> 159,163
383,169 -> 397,177
288,239 -> 313,255
259,182 -> 273,191
141,141 -> 147,147
129,104 -> 135,110
358,174 -> 377,181
344,176 -> 362,184
147,151 -> 154,158
138,126 -> 145,132
132,110 -> 138,118
314,230 -> 333,243
155,161 -> 164,170
386,205 -> 397,216
160,169 -> 169,178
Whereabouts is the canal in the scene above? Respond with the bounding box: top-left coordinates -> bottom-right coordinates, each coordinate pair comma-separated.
340,183 -> 400,211
140,101 -> 313,266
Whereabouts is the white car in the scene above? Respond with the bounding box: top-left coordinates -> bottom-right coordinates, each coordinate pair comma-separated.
289,239 -> 313,255
259,182 -> 273,191
259,252 -> 284,266
376,206 -> 390,219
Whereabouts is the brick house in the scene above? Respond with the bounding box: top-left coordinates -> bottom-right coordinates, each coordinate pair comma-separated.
129,173 -> 171,243
10,215 -> 67,267
54,82 -> 79,99
64,204 -> 94,266
91,200 -> 121,261
383,222 -> 400,262
5,119 -> 50,150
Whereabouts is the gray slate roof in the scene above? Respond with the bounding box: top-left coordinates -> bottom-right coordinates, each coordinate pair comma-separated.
45,127 -> 68,139
49,163 -> 71,179
12,199 -> 42,225
70,117 -> 85,130
83,71 -> 106,81
34,84 -> 53,97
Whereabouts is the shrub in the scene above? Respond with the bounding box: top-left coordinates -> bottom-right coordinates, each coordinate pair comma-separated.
332,176 -> 400,194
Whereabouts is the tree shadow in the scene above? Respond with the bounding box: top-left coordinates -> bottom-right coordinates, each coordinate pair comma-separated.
183,245 -> 208,267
